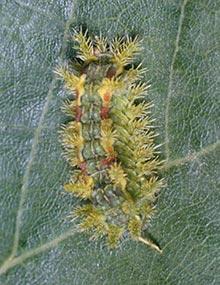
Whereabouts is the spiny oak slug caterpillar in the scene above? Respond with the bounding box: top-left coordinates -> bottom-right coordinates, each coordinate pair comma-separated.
55,30 -> 164,253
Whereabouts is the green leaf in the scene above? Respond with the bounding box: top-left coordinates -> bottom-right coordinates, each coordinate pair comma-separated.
0,0 -> 219,284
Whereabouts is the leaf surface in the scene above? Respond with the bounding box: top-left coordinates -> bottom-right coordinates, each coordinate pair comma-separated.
0,0 -> 219,284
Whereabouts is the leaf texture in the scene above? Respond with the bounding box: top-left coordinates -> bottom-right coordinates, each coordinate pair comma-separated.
0,0 -> 219,284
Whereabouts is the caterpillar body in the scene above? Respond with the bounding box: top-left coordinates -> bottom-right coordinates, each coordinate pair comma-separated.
55,31 -> 163,253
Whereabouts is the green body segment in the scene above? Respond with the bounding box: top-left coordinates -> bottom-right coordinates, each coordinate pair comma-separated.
80,91 -> 105,163
79,86 -> 123,211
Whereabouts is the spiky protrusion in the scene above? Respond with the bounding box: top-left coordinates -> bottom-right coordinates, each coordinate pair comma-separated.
56,30 -> 164,253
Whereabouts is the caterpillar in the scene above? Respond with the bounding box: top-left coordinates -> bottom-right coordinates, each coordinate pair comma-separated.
55,30 -> 164,253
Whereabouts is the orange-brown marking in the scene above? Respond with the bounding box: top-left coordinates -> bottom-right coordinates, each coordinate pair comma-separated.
75,89 -> 79,99
106,66 -> 117,79
75,106 -> 82,122
103,92 -> 111,102
100,156 -> 116,167
100,106 -> 109,119
79,161 -> 87,174
107,146 -> 114,153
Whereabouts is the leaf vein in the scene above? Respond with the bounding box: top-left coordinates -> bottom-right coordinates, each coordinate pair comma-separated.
162,140 -> 220,170
164,0 -> 189,160
0,228 -> 77,276
1,5 -> 76,268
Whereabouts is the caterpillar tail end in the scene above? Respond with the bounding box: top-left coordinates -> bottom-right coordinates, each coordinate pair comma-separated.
138,236 -> 162,254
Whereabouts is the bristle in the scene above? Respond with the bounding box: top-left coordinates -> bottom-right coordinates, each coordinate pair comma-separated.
111,36 -> 142,66
73,30 -> 97,61
94,34 -> 108,53
108,163 -> 127,191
